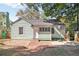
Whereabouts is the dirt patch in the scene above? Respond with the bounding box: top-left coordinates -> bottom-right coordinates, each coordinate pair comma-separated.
0,40 -> 53,53
26,40 -> 53,52
1,40 -> 79,56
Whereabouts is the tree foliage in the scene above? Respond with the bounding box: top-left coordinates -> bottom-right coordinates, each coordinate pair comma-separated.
19,3 -> 79,32
16,7 -> 41,20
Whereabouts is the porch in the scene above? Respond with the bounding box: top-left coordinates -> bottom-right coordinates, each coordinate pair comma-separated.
33,25 -> 53,40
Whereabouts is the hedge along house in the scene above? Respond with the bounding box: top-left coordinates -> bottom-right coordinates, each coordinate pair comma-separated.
11,17 -> 65,40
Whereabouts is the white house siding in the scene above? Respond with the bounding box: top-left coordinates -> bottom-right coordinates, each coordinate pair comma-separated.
11,20 -> 33,39
33,26 -> 51,40
38,33 -> 51,40
33,26 -> 52,40
54,25 -> 65,35
52,27 -> 64,39
32,26 -> 39,39
50,24 -> 65,40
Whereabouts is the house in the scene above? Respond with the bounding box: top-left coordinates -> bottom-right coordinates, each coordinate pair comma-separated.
11,18 -> 66,40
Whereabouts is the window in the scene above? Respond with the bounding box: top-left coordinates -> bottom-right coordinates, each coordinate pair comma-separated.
47,27 -> 50,32
51,28 -> 54,34
19,27 -> 23,34
4,22 -> 6,24
58,25 -> 64,29
39,27 -> 50,32
58,25 -> 61,29
60,25 -> 64,29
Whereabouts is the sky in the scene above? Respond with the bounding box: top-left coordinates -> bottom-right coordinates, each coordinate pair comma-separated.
0,3 -> 25,21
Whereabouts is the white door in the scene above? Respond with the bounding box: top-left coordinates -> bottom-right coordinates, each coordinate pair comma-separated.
35,32 -> 38,39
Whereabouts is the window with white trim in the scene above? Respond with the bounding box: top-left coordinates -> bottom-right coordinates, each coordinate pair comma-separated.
19,27 -> 23,34
51,28 -> 54,34
39,27 -> 50,32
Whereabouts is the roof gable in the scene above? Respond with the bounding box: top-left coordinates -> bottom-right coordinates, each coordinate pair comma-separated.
12,17 -> 53,26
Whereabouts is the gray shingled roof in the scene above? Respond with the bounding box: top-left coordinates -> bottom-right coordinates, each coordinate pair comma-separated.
45,19 -> 65,25
26,19 -> 53,26
12,18 -> 53,26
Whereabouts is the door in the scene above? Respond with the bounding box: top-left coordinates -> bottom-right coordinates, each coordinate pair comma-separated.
35,32 -> 38,39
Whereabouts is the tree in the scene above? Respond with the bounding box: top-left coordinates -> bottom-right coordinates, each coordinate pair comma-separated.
17,3 -> 79,40
20,3 -> 79,31
16,7 -> 41,20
